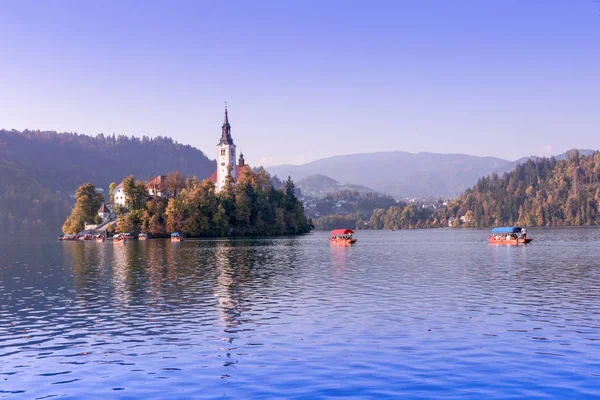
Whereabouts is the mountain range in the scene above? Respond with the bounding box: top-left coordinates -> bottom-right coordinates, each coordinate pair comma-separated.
268,150 -> 596,198
295,174 -> 376,198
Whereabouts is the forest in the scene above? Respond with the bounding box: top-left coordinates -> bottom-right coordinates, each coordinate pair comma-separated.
441,150 -> 600,228
63,167 -> 312,237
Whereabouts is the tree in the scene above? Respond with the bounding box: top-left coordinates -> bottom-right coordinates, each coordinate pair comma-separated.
123,175 -> 147,211
109,182 -> 116,203
62,183 -> 104,234
164,171 -> 186,198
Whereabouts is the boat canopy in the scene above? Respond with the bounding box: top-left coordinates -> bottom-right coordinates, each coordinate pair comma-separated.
491,226 -> 522,234
330,229 -> 354,236
171,232 -> 181,237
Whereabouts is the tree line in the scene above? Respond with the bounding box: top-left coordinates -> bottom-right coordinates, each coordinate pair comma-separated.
441,150 -> 600,228
63,167 -> 312,237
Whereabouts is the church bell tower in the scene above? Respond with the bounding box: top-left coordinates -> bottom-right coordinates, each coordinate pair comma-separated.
216,104 -> 236,192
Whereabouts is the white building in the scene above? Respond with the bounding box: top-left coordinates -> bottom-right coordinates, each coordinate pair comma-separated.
113,182 -> 126,206
207,106 -> 246,192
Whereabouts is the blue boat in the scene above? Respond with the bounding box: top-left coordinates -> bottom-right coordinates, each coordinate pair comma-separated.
488,226 -> 532,244
171,232 -> 183,242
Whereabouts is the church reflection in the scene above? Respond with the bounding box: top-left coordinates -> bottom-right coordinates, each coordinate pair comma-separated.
65,237 -> 299,370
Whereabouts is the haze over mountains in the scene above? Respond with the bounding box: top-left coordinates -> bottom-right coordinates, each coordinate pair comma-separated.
268,150 -> 596,198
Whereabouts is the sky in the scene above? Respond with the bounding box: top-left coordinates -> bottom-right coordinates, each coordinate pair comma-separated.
0,0 -> 599,166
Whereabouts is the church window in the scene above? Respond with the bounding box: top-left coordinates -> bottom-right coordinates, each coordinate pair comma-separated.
221,162 -> 225,166
221,149 -> 226,156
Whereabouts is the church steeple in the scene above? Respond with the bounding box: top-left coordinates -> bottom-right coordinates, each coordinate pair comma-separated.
216,104 -> 237,192
219,103 -> 233,145
238,151 -> 245,167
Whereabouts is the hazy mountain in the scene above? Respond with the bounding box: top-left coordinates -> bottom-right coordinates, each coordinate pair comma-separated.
268,151 -> 512,198
296,174 -> 377,198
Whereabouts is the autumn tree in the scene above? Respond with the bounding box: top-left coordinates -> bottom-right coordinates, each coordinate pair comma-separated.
62,183 -> 104,234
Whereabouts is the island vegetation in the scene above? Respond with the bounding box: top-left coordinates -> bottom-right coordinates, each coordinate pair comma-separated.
63,167 -> 312,237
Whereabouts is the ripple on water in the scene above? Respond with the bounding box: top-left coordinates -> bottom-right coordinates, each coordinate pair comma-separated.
1,230 -> 600,398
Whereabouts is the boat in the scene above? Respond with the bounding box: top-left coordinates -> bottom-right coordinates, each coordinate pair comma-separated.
329,229 -> 357,245
95,235 -> 105,242
58,234 -> 78,241
79,233 -> 93,241
113,233 -> 127,244
171,232 -> 183,242
138,233 -> 148,240
487,226 -> 532,245
123,233 -> 134,240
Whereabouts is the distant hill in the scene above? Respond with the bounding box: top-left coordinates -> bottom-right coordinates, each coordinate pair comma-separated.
442,150 -> 600,227
0,129 -> 215,193
268,151 -> 511,198
296,174 -> 376,198
0,129 -> 215,239
0,159 -> 71,240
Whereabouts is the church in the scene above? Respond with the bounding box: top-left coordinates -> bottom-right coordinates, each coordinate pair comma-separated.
207,106 -> 246,192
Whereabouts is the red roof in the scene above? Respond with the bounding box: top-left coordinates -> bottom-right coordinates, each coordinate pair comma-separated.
206,166 -> 244,183
330,229 -> 354,235
147,175 -> 166,186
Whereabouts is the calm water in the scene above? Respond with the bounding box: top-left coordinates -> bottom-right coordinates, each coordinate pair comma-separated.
2,229 -> 600,399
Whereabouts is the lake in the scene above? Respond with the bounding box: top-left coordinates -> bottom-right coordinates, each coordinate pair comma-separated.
2,228 -> 600,399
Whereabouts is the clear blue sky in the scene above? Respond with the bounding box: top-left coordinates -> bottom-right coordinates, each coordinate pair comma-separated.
1,0 -> 599,166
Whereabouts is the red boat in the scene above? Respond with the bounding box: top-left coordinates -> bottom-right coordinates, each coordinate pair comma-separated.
330,229 -> 357,245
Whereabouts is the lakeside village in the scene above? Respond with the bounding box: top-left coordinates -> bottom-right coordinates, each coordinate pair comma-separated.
59,107 -> 312,243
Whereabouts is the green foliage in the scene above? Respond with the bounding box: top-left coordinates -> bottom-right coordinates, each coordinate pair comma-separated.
313,203 -> 436,231
306,190 -> 397,219
111,167 -> 310,237
62,183 -> 104,234
123,175 -> 148,211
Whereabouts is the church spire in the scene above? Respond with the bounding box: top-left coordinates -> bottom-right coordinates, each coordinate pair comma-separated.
223,102 -> 230,127
219,103 -> 233,145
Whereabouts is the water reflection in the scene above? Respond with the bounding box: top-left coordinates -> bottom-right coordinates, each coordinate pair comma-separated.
3,230 -> 600,399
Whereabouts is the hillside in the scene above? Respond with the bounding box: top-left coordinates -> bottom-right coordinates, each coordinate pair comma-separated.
296,174 -> 376,198
267,151 -> 511,198
0,160 -> 71,240
0,129 -> 216,239
443,150 -> 600,227
0,129 -> 215,194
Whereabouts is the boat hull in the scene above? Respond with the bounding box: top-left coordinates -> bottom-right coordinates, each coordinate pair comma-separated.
487,237 -> 532,245
330,238 -> 357,246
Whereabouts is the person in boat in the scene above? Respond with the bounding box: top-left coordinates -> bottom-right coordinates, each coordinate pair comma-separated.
522,227 -> 527,240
